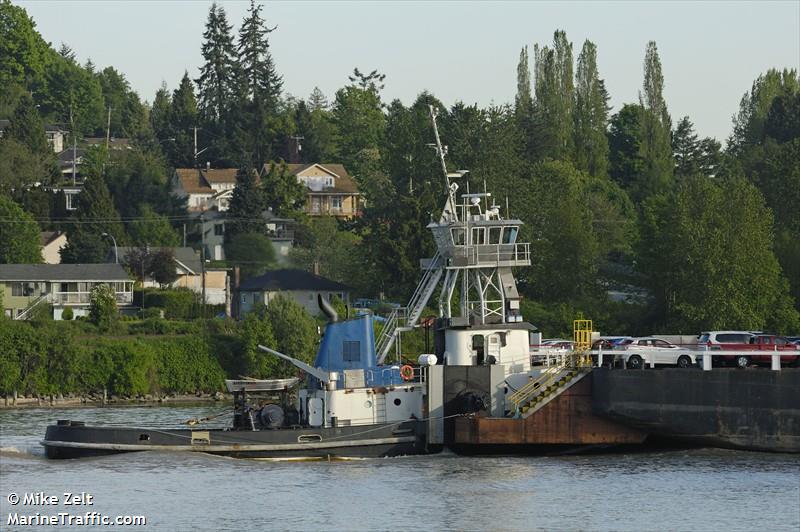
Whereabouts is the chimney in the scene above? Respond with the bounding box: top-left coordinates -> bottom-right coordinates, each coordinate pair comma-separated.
312,261 -> 320,276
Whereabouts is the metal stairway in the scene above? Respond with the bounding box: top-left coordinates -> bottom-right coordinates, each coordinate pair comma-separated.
508,366 -> 589,419
14,293 -> 50,320
376,251 -> 442,364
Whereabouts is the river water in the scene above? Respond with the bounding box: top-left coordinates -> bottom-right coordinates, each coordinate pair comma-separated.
1,405 -> 798,532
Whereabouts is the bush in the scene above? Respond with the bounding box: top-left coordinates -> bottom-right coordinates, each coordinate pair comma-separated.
143,288 -> 198,319
61,307 -> 74,321
89,284 -> 118,331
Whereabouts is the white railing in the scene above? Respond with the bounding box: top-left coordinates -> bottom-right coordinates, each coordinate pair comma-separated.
450,243 -> 531,267
52,291 -> 133,305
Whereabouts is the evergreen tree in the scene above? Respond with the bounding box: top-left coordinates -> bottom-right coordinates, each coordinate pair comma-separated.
0,196 -> 42,264
672,116 -> 701,178
636,41 -> 673,200
150,83 -> 172,141
515,46 -> 533,115
308,86 -> 329,111
196,2 -> 237,122
4,92 -> 49,155
235,0 -> 283,163
60,169 -> 126,264
573,40 -> 610,178
166,72 -> 198,167
607,104 -> 644,190
127,205 -> 180,247
226,163 -> 264,237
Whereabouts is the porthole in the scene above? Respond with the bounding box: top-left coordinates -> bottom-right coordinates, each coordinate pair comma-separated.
364,400 -> 373,408
393,398 -> 402,406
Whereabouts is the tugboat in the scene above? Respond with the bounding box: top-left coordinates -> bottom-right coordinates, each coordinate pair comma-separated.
42,106 -> 546,459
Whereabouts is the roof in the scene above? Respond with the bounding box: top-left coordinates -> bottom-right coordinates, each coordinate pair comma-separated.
239,268 -> 350,292
174,168 -> 247,194
40,231 -> 66,247
113,247 -> 202,275
260,163 -> 360,195
0,263 -> 131,282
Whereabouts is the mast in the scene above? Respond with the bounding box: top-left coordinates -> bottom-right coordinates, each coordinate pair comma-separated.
429,105 -> 458,223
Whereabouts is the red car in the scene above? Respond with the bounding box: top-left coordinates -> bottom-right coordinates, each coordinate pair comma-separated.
717,335 -> 800,367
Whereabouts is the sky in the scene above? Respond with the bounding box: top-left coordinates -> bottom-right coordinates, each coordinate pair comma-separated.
18,0 -> 800,143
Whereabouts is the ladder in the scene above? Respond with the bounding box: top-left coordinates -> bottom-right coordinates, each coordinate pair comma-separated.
508,365 -> 589,419
376,251 -> 442,364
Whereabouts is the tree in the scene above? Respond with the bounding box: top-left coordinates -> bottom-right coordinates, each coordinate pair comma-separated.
226,163 -> 264,236
239,311 -> 278,378
636,41 -> 673,200
0,138 -> 52,194
0,0 -> 50,88
573,40 -> 610,178
261,160 -> 305,218
608,104 -> 644,190
60,155 -> 127,263
149,248 -> 179,287
637,175 -> 798,332
0,196 -> 41,263
224,232 -> 275,279
89,284 -> 118,331
235,0 -> 283,163
264,294 -> 318,364
531,30 -> 574,162
332,68 -> 386,172
290,216 -> 360,286
4,92 -> 49,155
127,205 -> 179,247
293,98 -> 338,163
166,72 -> 198,167
196,2 -> 238,164
672,116 -> 701,178
150,83 -> 172,141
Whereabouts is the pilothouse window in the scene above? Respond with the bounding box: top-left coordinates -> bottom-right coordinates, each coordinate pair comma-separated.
343,340 -> 361,362
502,226 -> 519,244
451,228 -> 465,246
472,227 -> 486,245
489,227 -> 502,244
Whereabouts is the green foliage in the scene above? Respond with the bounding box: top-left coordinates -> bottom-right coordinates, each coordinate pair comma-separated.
0,1 -> 49,88
127,205 -> 180,247
89,284 -> 118,331
142,288 -> 198,319
61,306 -> 73,320
149,248 -> 179,286
224,232 -> 275,279
165,72 -> 198,167
574,40 -> 610,178
290,216 -> 361,289
531,31 -> 575,162
637,175 -> 799,332
226,164 -> 264,236
332,70 -> 386,169
263,294 -> 319,364
0,196 -> 42,263
261,160 -> 306,218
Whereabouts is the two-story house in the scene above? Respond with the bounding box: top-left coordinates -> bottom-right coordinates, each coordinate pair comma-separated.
259,163 -> 362,218
0,264 -> 134,320
237,268 -> 350,318
171,165 -> 242,213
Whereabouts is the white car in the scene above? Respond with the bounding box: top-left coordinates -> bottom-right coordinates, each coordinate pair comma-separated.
616,337 -> 695,369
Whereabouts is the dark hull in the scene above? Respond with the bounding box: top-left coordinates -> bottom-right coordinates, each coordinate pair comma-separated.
592,367 -> 800,453
43,420 -> 430,459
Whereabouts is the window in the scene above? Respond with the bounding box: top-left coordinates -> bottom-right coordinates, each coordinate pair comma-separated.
65,192 -> 77,211
489,227 -> 502,244
214,223 -> 224,236
11,282 -> 24,297
331,196 -> 342,211
502,226 -> 519,244
451,228 -> 465,246
654,340 -> 671,348
471,227 -> 485,245
343,341 -> 361,362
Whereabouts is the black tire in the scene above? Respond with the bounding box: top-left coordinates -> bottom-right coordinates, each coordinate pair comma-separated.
628,355 -> 644,370
677,355 -> 692,369
735,355 -> 750,368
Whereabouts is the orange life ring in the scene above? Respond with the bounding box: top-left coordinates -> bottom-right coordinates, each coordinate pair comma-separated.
400,364 -> 415,381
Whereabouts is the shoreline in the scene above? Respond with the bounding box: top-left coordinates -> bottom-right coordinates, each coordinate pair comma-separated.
1,393 -> 230,410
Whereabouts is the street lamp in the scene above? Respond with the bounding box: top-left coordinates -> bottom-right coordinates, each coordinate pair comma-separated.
101,232 -> 118,263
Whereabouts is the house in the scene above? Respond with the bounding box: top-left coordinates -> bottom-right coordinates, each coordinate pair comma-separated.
237,268 -> 350,317
0,263 -> 133,320
260,163 -> 362,218
0,120 -> 65,153
190,209 -> 296,263
40,231 -> 68,264
111,246 -> 229,305
171,166 -> 241,212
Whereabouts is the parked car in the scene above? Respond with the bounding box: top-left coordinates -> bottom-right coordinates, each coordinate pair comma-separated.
715,334 -> 800,368
591,337 -> 630,350
541,339 -> 574,350
697,331 -> 756,347
616,337 -> 695,369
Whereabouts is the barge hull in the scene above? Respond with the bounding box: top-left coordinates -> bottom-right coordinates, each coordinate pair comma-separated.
43,421 -> 427,459
591,367 -> 800,453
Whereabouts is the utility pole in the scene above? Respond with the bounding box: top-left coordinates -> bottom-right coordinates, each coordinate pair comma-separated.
70,105 -> 77,186
192,127 -> 208,167
105,106 -> 113,149
200,213 -> 206,317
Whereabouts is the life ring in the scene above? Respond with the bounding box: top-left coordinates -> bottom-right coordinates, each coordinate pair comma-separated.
400,365 -> 415,381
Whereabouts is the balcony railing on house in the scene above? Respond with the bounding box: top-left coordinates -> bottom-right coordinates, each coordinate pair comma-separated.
52,291 -> 133,305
